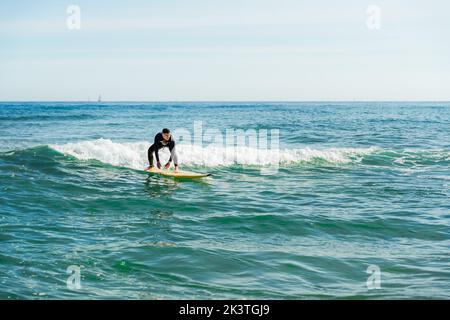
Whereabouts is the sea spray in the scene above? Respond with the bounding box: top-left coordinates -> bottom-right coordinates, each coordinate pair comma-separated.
49,138 -> 379,169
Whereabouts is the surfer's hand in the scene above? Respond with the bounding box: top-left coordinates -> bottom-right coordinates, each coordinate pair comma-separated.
164,162 -> 171,169
156,162 -> 162,169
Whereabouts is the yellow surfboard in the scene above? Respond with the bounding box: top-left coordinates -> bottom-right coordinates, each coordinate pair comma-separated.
145,167 -> 211,179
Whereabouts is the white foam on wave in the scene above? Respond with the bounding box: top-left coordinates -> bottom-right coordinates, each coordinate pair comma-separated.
49,138 -> 378,170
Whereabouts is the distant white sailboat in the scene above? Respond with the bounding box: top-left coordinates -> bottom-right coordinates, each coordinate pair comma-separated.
98,94 -> 102,102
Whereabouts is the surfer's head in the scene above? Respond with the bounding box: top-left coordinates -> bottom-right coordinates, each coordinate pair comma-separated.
162,128 -> 171,141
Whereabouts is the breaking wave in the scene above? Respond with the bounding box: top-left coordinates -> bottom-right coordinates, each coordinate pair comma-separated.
48,138 -> 379,170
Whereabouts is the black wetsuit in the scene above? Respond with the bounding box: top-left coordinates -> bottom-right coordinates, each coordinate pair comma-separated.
147,133 -> 178,167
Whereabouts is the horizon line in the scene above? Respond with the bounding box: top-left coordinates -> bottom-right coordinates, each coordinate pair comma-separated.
1,100 -> 450,103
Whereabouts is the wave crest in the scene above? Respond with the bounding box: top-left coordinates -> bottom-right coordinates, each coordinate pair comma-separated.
49,139 -> 377,170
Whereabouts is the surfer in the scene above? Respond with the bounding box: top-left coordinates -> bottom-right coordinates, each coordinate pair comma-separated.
146,128 -> 179,172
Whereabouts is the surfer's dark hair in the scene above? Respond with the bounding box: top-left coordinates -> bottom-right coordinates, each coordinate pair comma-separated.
162,128 -> 170,134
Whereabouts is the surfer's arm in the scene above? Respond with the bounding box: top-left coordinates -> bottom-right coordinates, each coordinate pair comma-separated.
168,141 -> 178,166
163,142 -> 179,171
153,134 -> 161,163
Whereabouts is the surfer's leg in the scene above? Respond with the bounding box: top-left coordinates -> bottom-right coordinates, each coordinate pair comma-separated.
148,144 -> 156,166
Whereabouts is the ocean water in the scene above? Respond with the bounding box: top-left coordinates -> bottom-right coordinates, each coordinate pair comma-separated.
0,102 -> 449,299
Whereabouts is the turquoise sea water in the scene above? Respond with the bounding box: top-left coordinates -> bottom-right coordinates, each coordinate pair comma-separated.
0,102 -> 449,299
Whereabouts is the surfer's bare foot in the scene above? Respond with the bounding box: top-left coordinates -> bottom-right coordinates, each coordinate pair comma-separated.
174,165 -> 179,172
146,166 -> 154,171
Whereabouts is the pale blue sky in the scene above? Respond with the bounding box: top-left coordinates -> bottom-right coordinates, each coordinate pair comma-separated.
0,0 -> 449,101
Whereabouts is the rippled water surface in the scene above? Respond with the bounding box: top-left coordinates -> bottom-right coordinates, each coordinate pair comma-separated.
0,102 -> 449,299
